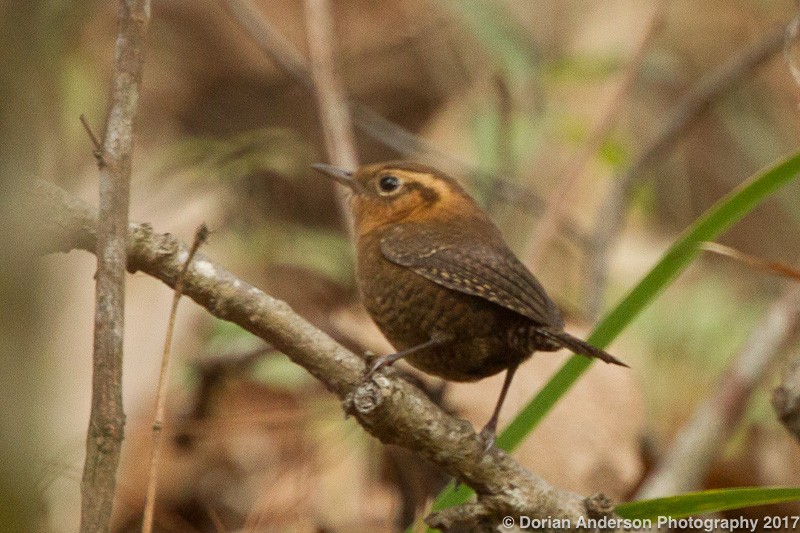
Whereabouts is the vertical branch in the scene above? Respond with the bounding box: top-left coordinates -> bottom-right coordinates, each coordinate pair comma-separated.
484,75 -> 516,215
80,1 -> 151,532
303,0 -> 359,232
522,0 -> 667,269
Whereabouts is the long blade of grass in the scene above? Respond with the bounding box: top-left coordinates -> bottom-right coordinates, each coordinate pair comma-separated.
616,487 -> 800,520
423,150 -> 800,528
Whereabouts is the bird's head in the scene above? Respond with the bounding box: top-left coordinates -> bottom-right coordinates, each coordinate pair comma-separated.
312,161 -> 481,236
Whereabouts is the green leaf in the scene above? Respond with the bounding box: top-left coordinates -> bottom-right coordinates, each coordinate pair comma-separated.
616,487 -> 800,520
424,150 -> 800,529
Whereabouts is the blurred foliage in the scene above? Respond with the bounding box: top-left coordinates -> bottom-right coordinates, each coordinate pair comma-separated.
443,0 -> 540,84
219,222 -> 353,285
250,354 -> 315,392
161,126 -> 355,285
164,128 -> 315,183
633,269 -> 770,424
470,107 -> 544,188
205,318 -> 265,357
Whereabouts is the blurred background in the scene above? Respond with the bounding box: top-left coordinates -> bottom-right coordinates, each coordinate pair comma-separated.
3,0 -> 800,531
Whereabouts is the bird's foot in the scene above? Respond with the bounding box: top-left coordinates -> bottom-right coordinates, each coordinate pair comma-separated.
365,354 -> 389,380
478,423 -> 497,453
363,351 -> 403,381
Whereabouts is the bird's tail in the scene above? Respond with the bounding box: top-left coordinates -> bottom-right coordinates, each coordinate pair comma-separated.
541,329 -> 628,368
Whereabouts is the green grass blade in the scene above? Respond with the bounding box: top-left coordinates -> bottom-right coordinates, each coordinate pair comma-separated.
423,150 -> 800,528
616,487 -> 800,520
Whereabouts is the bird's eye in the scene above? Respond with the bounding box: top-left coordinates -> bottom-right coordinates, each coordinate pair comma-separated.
377,175 -> 402,195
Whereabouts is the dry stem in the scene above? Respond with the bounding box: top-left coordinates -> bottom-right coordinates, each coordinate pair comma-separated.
141,224 -> 208,533
80,1 -> 151,532
636,285 -> 800,498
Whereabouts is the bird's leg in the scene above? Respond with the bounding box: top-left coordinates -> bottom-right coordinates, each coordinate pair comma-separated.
366,332 -> 454,379
479,363 -> 518,451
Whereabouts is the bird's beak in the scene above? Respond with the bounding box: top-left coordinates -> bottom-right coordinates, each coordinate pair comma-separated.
311,163 -> 363,193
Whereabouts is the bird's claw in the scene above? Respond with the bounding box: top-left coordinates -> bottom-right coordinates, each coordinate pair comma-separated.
364,357 -> 386,380
478,425 -> 497,453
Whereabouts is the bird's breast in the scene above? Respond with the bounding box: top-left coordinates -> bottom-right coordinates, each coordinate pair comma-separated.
355,230 -> 532,380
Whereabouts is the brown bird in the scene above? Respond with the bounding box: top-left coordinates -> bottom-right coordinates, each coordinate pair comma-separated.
313,161 -> 627,447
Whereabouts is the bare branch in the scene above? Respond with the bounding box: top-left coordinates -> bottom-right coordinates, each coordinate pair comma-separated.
32,179 -> 617,531
584,24 -> 787,317
142,224 -> 208,533
81,1 -> 151,532
636,285 -> 800,499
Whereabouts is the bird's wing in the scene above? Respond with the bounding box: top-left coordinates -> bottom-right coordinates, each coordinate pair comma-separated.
379,222 -> 564,328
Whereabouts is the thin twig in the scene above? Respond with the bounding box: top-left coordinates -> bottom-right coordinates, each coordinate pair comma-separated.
784,11 -> 800,87
142,224 -> 208,533
636,284 -> 800,499
80,1 -> 151,532
33,179 -> 619,531
225,0 -> 313,88
302,0 -> 358,231
522,0 -> 667,268
701,241 -> 800,282
583,24 -> 787,318
79,114 -> 105,166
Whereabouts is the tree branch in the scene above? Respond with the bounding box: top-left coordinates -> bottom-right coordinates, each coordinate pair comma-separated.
81,1 -> 151,532
32,179 -> 616,531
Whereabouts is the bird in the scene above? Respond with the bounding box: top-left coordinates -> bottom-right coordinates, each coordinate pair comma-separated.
312,161 -> 627,448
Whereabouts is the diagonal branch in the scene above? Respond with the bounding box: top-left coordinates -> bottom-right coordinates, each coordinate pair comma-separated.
32,179 -> 616,532
81,1 -> 151,532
